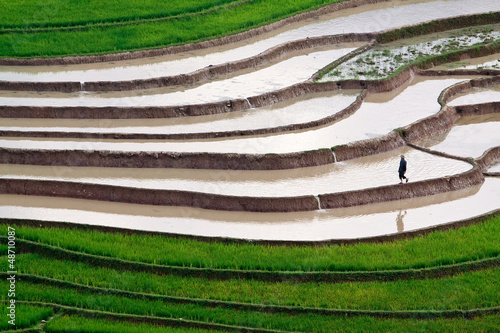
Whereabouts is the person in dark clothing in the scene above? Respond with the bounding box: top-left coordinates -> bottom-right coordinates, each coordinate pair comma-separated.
398,155 -> 409,184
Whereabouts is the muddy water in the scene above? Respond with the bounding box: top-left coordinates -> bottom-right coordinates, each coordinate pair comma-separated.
0,178 -> 497,241
447,86 -> 500,106
422,113 -> 500,158
0,147 -> 471,197
1,0 -> 498,83
0,48 -> 355,107
0,91 -> 360,135
0,77 -> 474,153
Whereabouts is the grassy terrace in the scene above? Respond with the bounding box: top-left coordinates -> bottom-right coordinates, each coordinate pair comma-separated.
1,215 -> 499,331
1,217 -> 499,272
0,0 -> 346,58
0,0 -> 244,29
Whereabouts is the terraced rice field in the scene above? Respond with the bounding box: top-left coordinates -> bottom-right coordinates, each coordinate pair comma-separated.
0,0 -> 499,331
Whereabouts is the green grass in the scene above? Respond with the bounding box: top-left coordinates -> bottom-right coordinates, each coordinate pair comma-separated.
0,267 -> 498,333
0,303 -> 53,330
0,0 -> 346,58
2,216 -> 498,272
45,314 -> 219,333
42,313 -> 500,333
3,254 -> 499,311
0,0 -> 242,30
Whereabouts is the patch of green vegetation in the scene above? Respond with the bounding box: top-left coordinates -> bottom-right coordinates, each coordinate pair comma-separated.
4,253 -> 499,310
46,315 -> 218,333
1,267 -> 499,333
41,312 -> 500,333
0,0 -> 347,58
0,0 -> 242,30
2,215 -> 498,272
0,303 -> 53,330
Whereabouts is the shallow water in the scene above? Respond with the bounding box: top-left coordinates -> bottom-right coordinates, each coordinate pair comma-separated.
1,0 -> 498,83
424,114 -> 500,158
0,48 -> 354,107
0,91 -> 360,135
0,77 -> 473,153
447,87 -> 500,106
0,178 -> 497,241
0,147 -> 471,197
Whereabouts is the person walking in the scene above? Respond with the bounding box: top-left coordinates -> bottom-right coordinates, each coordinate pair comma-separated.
398,155 -> 409,184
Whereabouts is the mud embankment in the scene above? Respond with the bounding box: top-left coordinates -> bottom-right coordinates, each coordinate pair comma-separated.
0,166 -> 484,213
0,178 -> 320,213
453,102 -> 500,116
0,99 -> 251,119
0,147 -> 336,171
476,146 -> 500,171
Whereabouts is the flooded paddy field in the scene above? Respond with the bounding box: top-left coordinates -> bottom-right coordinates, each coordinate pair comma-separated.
0,0 -> 499,241
1,0 -> 498,84
0,178 -> 498,241
447,85 -> 500,106
0,90 -> 361,135
0,147 -> 471,197
0,77 -> 476,154
419,113 -> 500,158
0,47 -> 356,107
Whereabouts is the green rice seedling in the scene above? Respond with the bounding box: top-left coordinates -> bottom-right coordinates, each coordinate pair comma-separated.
0,276 -> 498,333
3,254 -> 499,311
2,215 -> 498,272
46,314 -> 219,333
0,0 -> 244,29
44,312 -> 500,333
0,302 -> 53,330
0,0 -> 347,58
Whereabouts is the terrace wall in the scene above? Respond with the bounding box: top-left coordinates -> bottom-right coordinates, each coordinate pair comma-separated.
0,167 -> 484,213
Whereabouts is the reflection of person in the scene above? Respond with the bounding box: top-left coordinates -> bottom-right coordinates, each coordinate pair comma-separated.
396,210 -> 407,233
398,155 -> 409,184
